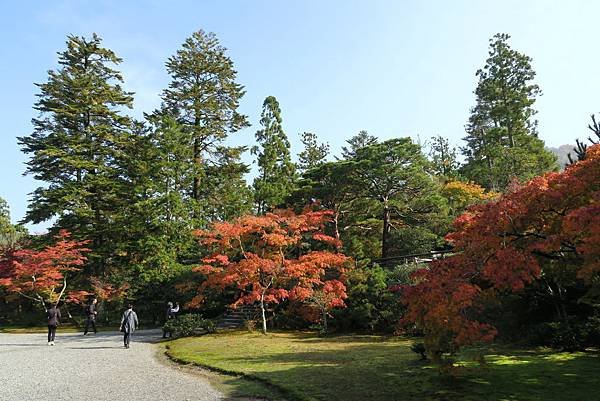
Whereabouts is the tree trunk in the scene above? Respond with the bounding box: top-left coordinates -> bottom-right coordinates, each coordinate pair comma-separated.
193,136 -> 201,201
94,207 -> 104,277
322,308 -> 328,335
333,209 -> 341,243
381,199 -> 391,259
260,293 -> 267,334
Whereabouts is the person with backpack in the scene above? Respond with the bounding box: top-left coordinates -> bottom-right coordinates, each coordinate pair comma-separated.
120,304 -> 138,349
46,302 -> 61,346
83,297 -> 98,335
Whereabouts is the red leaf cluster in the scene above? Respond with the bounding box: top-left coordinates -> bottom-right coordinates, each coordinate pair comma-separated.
66,290 -> 92,304
0,230 -> 90,306
190,209 -> 351,316
403,144 -> 600,351
89,277 -> 130,302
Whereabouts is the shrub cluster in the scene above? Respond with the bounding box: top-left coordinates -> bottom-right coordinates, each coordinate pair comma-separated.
163,314 -> 215,338
527,317 -> 600,351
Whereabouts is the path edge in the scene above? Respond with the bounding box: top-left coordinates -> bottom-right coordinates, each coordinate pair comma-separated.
163,344 -> 310,401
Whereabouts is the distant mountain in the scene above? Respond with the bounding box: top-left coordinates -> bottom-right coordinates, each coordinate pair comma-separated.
548,144 -> 576,170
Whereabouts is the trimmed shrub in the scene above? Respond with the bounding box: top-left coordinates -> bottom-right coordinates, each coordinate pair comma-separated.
163,314 -> 215,338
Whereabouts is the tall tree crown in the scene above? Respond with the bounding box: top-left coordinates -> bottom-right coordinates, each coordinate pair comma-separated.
162,30 -> 249,141
17,34 -> 135,276
161,30 -> 250,205
252,96 -> 296,213
461,33 -> 556,191
341,130 -> 378,159
298,132 -> 330,173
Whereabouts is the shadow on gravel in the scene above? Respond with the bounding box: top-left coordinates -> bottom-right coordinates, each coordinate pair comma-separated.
0,343 -> 48,347
0,329 -> 164,348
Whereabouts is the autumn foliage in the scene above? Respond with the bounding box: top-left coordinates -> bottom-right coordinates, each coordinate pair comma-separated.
192,209 -> 351,333
66,277 -> 130,305
442,180 -> 498,212
403,144 -> 600,358
0,230 -> 90,309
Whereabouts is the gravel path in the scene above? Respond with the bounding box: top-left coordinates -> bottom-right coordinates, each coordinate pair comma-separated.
0,329 -> 224,401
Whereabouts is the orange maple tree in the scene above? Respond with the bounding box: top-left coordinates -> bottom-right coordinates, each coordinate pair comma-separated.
66,277 -> 130,307
193,209 -> 352,333
402,144 -> 600,359
91,277 -> 130,301
0,230 -> 90,310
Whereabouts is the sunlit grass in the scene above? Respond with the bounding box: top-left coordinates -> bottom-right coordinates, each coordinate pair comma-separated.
166,331 -> 600,401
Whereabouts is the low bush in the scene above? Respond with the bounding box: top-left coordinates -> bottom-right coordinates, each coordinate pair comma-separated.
410,342 -> 427,360
527,316 -> 600,351
163,314 -> 215,338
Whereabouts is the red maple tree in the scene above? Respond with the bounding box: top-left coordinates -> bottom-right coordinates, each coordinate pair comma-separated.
0,230 -> 90,310
193,209 -> 351,333
66,277 -> 130,306
402,144 -> 600,359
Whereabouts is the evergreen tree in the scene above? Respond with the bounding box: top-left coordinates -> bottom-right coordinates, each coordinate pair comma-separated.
0,197 -> 26,250
116,114 -> 197,265
349,138 -> 446,258
161,30 -> 249,215
341,130 -> 378,159
0,198 -> 11,237
294,139 -> 448,260
252,96 -> 296,214
461,33 -> 557,191
428,135 -> 459,178
201,145 -> 253,221
107,116 -> 201,306
298,132 -> 330,173
290,161 -> 357,244
18,34 -> 134,275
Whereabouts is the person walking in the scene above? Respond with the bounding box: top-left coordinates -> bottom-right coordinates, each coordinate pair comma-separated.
120,304 -> 138,349
46,302 -> 61,346
83,297 -> 98,335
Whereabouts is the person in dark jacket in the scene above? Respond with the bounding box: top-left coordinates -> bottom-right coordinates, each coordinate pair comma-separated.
162,301 -> 180,338
120,304 -> 139,349
83,297 -> 98,335
46,302 -> 61,345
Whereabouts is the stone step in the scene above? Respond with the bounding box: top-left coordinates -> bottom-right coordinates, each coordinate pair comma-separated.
216,322 -> 244,329
216,304 -> 263,329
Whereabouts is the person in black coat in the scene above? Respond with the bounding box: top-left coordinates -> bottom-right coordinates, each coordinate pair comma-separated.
120,304 -> 139,349
46,302 -> 61,345
162,301 -> 180,338
83,297 -> 98,335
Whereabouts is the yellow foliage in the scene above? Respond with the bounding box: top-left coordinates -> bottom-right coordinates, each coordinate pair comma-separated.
443,180 -> 498,211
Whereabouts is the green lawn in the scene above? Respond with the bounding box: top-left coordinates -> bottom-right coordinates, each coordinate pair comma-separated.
165,331 -> 600,401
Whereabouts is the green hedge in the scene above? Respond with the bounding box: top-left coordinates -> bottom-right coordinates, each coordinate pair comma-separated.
163,314 -> 216,337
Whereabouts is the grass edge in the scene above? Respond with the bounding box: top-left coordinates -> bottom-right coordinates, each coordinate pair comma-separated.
164,343 -> 311,401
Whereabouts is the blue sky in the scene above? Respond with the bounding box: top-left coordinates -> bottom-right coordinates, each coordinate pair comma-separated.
1,0 -> 599,232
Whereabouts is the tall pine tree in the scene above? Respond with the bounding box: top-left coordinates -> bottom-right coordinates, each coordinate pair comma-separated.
161,30 -> 250,222
18,34 -> 134,275
0,197 -> 25,250
341,130 -> 378,159
252,96 -> 296,214
461,33 -> 557,191
115,114 -> 197,267
298,131 -> 329,173
428,135 -> 459,178
349,138 -> 446,258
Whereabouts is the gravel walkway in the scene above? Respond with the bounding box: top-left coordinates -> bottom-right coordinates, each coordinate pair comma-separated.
0,329 -> 223,401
